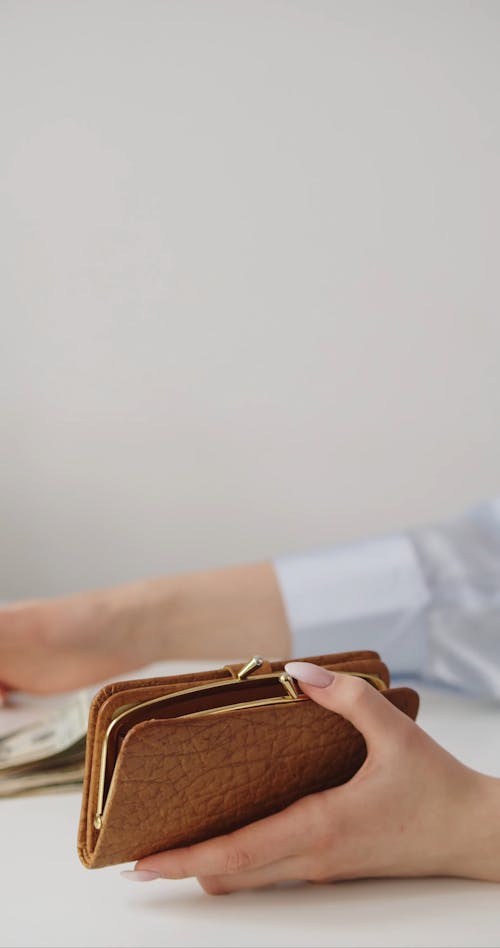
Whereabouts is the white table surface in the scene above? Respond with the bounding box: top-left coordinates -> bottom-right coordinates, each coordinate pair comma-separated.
1,661 -> 499,948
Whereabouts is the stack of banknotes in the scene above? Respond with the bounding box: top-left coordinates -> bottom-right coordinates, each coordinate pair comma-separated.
0,691 -> 90,797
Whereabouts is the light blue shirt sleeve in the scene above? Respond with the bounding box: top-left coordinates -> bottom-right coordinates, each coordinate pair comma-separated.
274,499 -> 500,698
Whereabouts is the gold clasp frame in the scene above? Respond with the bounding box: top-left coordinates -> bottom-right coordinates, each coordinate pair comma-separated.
237,655 -> 300,699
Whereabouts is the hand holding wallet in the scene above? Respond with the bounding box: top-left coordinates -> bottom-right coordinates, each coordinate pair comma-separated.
78,650 -> 419,869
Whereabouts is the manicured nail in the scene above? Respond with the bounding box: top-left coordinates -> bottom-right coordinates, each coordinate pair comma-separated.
121,870 -> 161,882
284,662 -> 335,688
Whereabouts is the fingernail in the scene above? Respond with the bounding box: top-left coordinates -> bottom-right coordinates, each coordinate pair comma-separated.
121,870 -> 161,882
284,662 -> 335,688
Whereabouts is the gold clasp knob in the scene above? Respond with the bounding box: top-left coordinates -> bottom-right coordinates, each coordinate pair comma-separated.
237,656 -> 264,680
279,672 -> 300,699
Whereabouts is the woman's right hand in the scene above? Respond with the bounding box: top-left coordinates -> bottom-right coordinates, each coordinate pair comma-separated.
131,664 -> 500,892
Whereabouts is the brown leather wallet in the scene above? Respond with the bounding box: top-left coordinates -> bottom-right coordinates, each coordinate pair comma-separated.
77,650 -> 419,868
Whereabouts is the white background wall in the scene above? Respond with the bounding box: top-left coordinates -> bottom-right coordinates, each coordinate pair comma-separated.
1,1 -> 499,599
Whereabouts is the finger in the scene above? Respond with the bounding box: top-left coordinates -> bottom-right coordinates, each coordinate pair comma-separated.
135,795 -> 315,879
0,684 -> 8,707
285,661 -> 411,753
197,855 -> 304,895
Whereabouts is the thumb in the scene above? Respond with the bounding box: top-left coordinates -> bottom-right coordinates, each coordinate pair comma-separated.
284,661 -> 410,753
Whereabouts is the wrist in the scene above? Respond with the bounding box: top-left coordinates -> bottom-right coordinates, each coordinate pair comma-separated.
448,770 -> 500,883
108,576 -> 180,666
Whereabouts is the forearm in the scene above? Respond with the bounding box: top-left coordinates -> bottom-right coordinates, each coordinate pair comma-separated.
133,562 -> 291,663
0,562 -> 288,694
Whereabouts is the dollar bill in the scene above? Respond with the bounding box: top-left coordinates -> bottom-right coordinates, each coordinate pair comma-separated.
0,691 -> 89,796
0,764 -> 85,797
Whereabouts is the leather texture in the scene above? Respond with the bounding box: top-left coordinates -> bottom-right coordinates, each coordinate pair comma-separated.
78,651 -> 419,868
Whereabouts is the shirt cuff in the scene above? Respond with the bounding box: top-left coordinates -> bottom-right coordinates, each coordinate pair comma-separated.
274,534 -> 431,677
